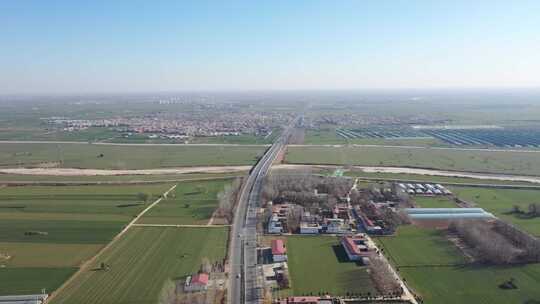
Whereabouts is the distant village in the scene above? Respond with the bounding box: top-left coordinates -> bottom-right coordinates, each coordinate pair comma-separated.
43,104 -> 294,139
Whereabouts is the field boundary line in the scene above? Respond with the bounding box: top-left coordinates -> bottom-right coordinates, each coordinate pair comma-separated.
0,140 -> 270,147
45,183 -> 177,303
288,143 -> 540,153
132,223 -> 231,228
0,175 -> 244,187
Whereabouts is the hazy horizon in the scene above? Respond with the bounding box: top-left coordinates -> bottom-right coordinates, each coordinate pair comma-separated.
2,1 -> 540,94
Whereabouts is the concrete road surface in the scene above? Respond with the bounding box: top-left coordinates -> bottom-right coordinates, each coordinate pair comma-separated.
228,117 -> 299,304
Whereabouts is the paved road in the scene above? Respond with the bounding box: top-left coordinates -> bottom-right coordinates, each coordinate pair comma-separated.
228,118 -> 298,304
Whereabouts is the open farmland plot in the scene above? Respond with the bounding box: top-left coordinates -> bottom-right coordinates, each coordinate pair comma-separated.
0,183 -> 172,296
344,170 -> 540,187
0,242 -> 101,268
304,128 -> 347,145
287,236 -> 376,296
400,264 -> 540,304
414,196 -> 457,208
0,184 -> 171,220
286,145 -> 540,176
0,219 -> 125,244
0,143 -> 265,169
0,267 -> 77,296
138,179 -> 232,225
450,186 -> 540,237
375,226 -> 466,267
51,227 -> 228,304
0,171 -> 245,183
376,226 -> 540,304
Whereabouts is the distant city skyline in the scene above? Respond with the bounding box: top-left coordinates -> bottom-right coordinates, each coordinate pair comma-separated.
1,0 -> 540,94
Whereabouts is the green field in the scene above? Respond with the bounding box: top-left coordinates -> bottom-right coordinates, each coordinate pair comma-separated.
0,143 -> 265,169
344,170 -> 539,187
376,226 -> 540,304
51,227 -> 228,304
0,128 -> 121,142
286,236 -> 376,296
0,267 -> 77,296
286,145 -> 540,176
138,179 -> 232,225
375,226 -> 466,267
0,183 -> 171,295
0,184 -> 170,219
402,264 -> 540,304
414,196 -> 458,208
0,172 -> 245,183
0,243 -> 101,268
451,186 -> 540,237
304,129 -> 346,145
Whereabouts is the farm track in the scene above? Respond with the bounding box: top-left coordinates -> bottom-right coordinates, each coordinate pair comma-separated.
0,166 -> 250,176
45,184 -> 177,303
275,164 -> 540,186
0,176 -> 244,186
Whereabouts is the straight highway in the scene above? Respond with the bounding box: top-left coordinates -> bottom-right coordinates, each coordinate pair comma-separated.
228,117 -> 299,304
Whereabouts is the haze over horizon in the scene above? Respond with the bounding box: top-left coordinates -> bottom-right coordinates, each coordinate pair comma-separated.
2,0 -> 540,95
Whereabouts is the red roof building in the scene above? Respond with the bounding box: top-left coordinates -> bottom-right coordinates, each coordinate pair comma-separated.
191,273 -> 209,286
341,235 -> 372,262
271,239 -> 286,255
184,272 -> 209,292
271,239 -> 287,262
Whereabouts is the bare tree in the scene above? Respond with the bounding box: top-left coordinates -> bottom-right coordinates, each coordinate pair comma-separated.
287,205 -> 304,233
216,177 -> 243,223
200,257 -> 212,273
369,257 -> 402,296
493,220 -> 540,262
449,220 -> 524,264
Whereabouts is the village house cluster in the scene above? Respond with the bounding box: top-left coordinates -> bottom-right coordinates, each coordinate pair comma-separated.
44,107 -> 294,139
262,239 -> 291,290
267,202 -> 354,235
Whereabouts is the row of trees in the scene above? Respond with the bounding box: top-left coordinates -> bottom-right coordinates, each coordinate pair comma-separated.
493,220 -> 540,262
215,177 -> 243,224
369,256 -> 403,296
449,220 -> 524,264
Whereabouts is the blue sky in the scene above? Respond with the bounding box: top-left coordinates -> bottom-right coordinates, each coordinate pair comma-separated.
1,0 -> 539,94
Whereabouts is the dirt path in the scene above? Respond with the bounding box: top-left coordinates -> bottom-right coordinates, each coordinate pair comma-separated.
45,184 -> 177,303
274,164 -> 540,184
9,163 -> 540,184
0,166 -> 251,176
